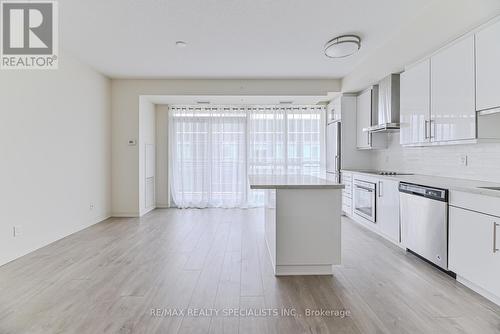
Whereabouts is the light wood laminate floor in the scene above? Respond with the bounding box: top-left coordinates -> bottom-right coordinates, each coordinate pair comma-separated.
1,209 -> 499,334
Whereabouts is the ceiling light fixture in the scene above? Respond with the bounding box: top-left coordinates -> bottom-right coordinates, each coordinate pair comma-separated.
324,35 -> 361,58
175,41 -> 187,48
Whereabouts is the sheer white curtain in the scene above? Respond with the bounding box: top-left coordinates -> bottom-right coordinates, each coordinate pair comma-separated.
247,107 -> 324,205
169,105 -> 324,208
169,106 -> 248,208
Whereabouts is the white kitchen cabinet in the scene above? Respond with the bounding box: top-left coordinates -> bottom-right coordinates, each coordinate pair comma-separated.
341,172 -> 353,217
449,206 -> 500,303
348,172 -> 401,246
431,35 -> 476,142
399,19 -> 500,147
476,19 -> 500,113
327,97 -> 341,123
356,89 -> 372,149
376,179 -> 400,243
400,59 -> 430,145
356,87 -> 386,150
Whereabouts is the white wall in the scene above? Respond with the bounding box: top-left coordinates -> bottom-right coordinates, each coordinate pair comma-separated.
342,0 -> 500,92
372,133 -> 500,183
111,79 -> 341,216
0,52 -> 111,266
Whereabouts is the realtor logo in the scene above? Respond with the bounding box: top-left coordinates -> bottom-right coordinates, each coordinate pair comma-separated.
1,0 -> 58,69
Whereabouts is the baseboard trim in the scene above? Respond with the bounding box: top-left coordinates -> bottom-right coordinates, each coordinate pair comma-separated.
0,214 -> 111,267
456,275 -> 500,306
349,215 -> 403,248
140,206 -> 156,217
111,212 -> 140,218
275,264 -> 334,276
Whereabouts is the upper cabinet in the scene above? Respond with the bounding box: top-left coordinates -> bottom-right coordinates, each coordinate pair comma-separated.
327,97 -> 341,124
356,87 -> 387,150
400,19 -> 500,147
476,19 -> 500,113
400,59 -> 430,145
356,89 -> 373,149
431,35 -> 476,142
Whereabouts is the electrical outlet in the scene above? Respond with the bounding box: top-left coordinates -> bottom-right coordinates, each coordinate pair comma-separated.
13,225 -> 22,237
89,203 -> 95,210
459,154 -> 468,167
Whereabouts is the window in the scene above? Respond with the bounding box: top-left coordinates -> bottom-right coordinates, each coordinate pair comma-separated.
169,106 -> 325,208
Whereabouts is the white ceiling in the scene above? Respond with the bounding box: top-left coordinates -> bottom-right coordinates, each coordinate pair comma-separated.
61,0 -> 434,79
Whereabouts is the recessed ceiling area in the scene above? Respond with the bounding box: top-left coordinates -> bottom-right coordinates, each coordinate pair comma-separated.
60,0 -> 434,79
143,95 -> 334,106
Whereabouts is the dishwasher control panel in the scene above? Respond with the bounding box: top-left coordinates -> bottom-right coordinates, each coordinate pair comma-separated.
399,182 -> 448,202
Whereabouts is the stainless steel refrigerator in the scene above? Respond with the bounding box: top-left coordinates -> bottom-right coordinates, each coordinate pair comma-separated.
326,121 -> 341,182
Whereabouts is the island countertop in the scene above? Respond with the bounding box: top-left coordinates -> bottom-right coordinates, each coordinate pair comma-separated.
249,174 -> 345,190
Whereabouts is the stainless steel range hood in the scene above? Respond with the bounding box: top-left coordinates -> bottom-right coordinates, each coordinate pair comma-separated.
367,74 -> 400,133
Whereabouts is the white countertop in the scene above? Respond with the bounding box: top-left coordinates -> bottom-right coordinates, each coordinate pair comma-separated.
342,169 -> 500,198
249,174 -> 345,190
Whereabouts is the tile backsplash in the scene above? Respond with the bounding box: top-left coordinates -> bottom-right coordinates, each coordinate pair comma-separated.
372,133 -> 500,183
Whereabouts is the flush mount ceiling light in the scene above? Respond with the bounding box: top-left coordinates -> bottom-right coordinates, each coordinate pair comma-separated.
324,35 -> 361,58
175,41 -> 187,48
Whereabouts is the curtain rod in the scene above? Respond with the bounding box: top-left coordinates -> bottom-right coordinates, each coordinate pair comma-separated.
169,106 -> 325,111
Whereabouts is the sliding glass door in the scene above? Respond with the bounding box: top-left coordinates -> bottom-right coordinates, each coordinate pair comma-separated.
169,106 -> 324,208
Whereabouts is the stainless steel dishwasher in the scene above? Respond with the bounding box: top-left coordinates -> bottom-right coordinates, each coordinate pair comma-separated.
399,182 -> 449,270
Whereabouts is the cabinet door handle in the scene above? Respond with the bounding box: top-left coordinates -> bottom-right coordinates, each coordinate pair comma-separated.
378,181 -> 383,197
494,222 -> 499,253
424,120 -> 429,139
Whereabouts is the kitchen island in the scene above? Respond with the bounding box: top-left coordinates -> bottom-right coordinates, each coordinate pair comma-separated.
249,174 -> 345,276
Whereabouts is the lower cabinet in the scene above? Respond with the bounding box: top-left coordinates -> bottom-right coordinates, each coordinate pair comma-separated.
341,172 -> 353,217
377,179 -> 400,243
449,206 -> 500,303
349,173 -> 400,246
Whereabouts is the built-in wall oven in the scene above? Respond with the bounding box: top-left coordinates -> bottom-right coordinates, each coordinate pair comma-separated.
353,179 -> 376,223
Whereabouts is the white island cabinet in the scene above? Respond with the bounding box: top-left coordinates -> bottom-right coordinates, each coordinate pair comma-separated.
249,174 -> 344,276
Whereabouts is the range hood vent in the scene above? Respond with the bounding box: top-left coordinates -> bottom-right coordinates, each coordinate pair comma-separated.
366,74 -> 400,133
368,123 -> 400,133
